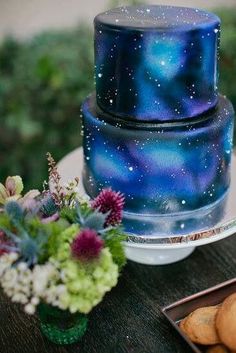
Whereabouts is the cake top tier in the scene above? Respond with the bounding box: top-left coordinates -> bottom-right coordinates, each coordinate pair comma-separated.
94,5 -> 220,122
94,5 -> 220,31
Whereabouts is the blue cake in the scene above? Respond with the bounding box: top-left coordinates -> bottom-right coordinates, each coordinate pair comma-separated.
94,5 -> 220,121
82,5 -> 234,236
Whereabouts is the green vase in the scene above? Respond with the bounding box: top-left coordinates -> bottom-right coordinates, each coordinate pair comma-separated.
37,303 -> 88,345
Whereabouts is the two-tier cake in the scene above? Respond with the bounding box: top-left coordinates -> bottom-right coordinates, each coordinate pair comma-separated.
82,5 -> 234,237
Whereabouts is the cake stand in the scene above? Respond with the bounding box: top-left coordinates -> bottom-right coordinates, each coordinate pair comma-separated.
57,148 -> 236,265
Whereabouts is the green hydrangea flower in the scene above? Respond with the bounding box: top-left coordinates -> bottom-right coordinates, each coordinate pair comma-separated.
51,225 -> 119,314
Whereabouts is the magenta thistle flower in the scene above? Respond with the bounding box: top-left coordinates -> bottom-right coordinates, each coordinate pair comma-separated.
71,229 -> 104,261
91,188 -> 125,226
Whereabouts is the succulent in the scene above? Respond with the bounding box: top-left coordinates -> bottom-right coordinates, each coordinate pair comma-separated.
82,210 -> 108,232
40,193 -> 59,217
61,203 -> 108,232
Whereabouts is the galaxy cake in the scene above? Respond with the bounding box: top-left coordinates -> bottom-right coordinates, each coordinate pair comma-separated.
82,5 -> 234,236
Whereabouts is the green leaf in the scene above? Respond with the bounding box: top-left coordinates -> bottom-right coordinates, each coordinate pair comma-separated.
60,206 -> 77,223
103,228 -> 127,270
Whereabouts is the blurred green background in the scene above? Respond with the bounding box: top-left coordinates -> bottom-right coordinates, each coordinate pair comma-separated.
0,1 -> 235,189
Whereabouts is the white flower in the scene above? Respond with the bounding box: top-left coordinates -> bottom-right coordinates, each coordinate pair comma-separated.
8,253 -> 19,262
17,262 -> 28,271
5,288 -> 14,297
12,293 -> 28,304
56,285 -> 67,296
75,194 -> 90,205
0,256 -> 34,308
0,259 -> 11,277
0,257 -> 76,315
24,303 -> 36,315
2,268 -> 18,287
32,263 -> 58,296
31,297 -> 40,306
0,253 -> 18,274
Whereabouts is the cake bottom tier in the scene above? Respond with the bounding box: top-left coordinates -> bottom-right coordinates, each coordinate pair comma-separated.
82,94 -> 234,235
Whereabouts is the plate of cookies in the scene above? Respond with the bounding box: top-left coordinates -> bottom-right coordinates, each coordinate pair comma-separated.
162,278 -> 236,353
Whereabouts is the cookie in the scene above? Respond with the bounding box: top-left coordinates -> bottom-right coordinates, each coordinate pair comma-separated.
179,317 -> 187,332
180,305 -> 220,345
206,344 -> 230,353
216,293 -> 236,351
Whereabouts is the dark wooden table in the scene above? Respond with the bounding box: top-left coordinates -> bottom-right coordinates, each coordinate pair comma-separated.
1,234 -> 236,353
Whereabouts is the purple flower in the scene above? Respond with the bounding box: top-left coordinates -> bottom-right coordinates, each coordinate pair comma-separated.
0,231 -> 13,256
71,229 -> 104,261
91,188 -> 125,226
41,212 -> 59,224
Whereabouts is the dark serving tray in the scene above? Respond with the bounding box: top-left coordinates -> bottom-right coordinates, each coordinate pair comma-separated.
161,278 -> 236,353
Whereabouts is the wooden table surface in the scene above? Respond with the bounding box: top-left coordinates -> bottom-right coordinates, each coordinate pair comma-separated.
1,233 -> 236,353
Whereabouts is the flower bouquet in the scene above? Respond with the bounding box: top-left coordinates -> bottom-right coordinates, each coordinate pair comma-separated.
0,153 -> 126,345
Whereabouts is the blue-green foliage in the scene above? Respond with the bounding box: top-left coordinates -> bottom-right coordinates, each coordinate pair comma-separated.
82,210 -> 108,232
5,201 -> 24,223
61,203 -> 108,232
40,194 -> 59,217
0,201 -> 66,265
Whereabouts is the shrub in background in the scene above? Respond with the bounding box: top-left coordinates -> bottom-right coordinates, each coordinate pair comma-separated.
0,27 -> 93,189
215,9 -> 236,110
0,8 -> 235,190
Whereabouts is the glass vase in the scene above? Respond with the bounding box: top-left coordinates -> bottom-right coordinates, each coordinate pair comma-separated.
37,303 -> 88,345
